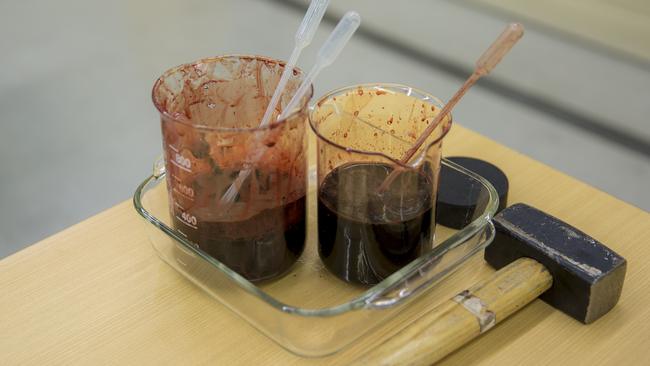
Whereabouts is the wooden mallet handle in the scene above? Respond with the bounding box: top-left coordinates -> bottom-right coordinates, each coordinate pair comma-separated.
353,258 -> 552,366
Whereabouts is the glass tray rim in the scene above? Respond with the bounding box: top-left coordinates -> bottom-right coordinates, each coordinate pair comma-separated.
133,157 -> 499,317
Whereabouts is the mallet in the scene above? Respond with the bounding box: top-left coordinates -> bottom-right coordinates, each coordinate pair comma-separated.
354,203 -> 627,365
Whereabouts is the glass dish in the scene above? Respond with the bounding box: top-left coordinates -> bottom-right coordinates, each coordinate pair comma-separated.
133,158 -> 498,357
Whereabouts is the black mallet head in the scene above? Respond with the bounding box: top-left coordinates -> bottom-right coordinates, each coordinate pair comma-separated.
485,203 -> 627,324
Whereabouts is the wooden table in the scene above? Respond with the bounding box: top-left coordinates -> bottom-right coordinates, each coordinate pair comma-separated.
1,125 -> 648,365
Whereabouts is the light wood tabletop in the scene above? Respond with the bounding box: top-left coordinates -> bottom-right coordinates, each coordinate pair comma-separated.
1,125 -> 648,365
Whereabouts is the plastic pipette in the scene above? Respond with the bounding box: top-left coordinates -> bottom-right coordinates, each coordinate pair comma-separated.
377,23 -> 524,193
279,11 -> 361,119
220,11 -> 361,205
258,0 -> 330,129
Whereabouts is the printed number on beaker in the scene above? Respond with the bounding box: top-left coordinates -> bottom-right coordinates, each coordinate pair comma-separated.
180,211 -> 197,226
175,183 -> 195,198
174,152 -> 192,170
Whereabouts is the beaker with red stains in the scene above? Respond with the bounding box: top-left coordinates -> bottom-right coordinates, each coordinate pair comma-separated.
152,55 -> 311,282
309,84 -> 452,285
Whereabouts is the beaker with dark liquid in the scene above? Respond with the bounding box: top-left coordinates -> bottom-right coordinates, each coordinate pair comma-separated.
152,55 -> 311,282
309,84 -> 452,285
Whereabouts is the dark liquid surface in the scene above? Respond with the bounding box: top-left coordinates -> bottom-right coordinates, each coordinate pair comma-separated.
318,163 -> 434,285
172,197 -> 306,282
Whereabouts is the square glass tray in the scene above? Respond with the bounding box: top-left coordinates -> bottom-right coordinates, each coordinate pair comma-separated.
133,158 -> 498,357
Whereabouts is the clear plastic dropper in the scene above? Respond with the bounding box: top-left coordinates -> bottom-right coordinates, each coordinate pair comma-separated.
377,23 -> 524,193
257,0 -> 330,129
220,11 -> 361,205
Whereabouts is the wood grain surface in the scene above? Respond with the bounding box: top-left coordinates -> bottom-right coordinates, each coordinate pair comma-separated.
1,125 -> 649,365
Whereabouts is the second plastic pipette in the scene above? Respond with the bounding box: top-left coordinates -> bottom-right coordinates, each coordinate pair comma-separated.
220,11 -> 362,205
258,0 -> 330,129
216,0 -> 329,206
279,11 -> 361,120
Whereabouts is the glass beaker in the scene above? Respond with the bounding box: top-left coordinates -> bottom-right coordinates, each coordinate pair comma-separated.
152,55 -> 311,282
309,84 -> 452,285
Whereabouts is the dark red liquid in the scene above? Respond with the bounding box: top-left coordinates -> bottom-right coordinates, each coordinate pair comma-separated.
318,163 -> 433,285
173,197 -> 306,282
